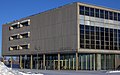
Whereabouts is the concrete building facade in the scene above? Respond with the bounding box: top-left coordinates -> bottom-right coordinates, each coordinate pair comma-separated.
2,2 -> 120,70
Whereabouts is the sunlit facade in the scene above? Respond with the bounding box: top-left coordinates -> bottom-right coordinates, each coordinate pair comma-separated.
2,2 -> 120,70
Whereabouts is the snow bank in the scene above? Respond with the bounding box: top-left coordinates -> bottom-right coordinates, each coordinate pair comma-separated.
106,70 -> 120,73
0,61 -> 43,75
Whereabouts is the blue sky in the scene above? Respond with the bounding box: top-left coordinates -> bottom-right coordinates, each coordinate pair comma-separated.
0,0 -> 120,56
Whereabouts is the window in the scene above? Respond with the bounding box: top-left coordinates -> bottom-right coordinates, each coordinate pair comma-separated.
118,13 -> 120,21
109,12 -> 113,20
9,35 -> 18,41
114,12 -> 117,20
90,8 -> 94,17
19,32 -> 30,38
105,11 -> 108,19
96,27 -> 99,32
85,7 -> 89,16
9,23 -> 19,30
80,6 -> 84,15
19,44 -> 30,50
80,24 -> 84,30
20,20 -> 30,27
85,25 -> 89,31
80,30 -> 84,35
95,9 -> 99,17
90,26 -> 94,31
80,44 -> 84,48
9,46 -> 18,51
100,10 -> 104,18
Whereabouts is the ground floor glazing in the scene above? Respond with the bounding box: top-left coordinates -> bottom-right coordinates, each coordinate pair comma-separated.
5,53 -> 120,70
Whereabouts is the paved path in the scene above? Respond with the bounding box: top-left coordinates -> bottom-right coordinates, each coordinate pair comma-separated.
16,69 -> 120,75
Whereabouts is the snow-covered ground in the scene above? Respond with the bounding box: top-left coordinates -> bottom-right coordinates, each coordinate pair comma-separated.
0,61 -> 43,75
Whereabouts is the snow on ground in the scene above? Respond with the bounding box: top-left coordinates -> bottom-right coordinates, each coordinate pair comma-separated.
106,70 -> 120,73
0,61 -> 43,75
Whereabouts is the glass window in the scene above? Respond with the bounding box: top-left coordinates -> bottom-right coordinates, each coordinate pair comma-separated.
85,25 -> 89,31
96,45 -> 100,49
105,32 -> 109,36
114,29 -> 117,33
80,35 -> 84,39
86,40 -> 89,44
105,46 -> 109,50
105,11 -> 108,19
109,11 -> 113,20
86,45 -> 90,49
96,32 -> 99,35
90,8 -> 94,17
96,27 -> 99,32
110,29 -> 113,33
100,10 -> 104,18
91,31 -> 94,35
105,37 -> 109,41
118,13 -> 120,21
91,40 -> 95,44
96,36 -> 99,40
101,37 -> 104,40
101,46 -> 104,49
100,27 -> 104,32
86,35 -> 89,39
80,39 -> 84,43
114,12 -> 117,20
85,31 -> 89,35
85,20 -> 90,25
95,9 -> 99,17
91,45 -> 95,49
80,44 -> 84,48
80,6 -> 84,15
105,28 -> 109,32
80,24 -> 84,30
80,30 -> 84,35
85,7 -> 89,16
101,41 -> 104,45
90,26 -> 94,31
91,36 -> 94,39
118,30 -> 120,33
101,32 -> 104,37
96,41 -> 100,44
80,20 -> 84,25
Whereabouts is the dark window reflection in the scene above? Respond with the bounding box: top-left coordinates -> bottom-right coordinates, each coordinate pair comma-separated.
80,24 -> 120,50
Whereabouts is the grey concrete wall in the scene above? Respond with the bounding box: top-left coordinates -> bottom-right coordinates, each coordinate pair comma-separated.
2,3 -> 78,56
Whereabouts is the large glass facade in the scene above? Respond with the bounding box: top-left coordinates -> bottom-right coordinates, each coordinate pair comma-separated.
78,54 -> 95,70
101,54 -> 115,70
80,24 -> 120,50
79,6 -> 120,21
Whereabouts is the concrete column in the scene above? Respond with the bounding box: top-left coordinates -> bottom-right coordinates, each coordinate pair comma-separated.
97,54 -> 101,70
76,52 -> 78,70
43,54 -> 46,70
58,53 -> 60,70
115,55 -> 120,69
65,59 -> 67,69
30,55 -> 33,69
20,55 -> 22,69
10,56 -> 12,68
73,58 -> 74,70
69,59 -> 70,69
93,54 -> 96,70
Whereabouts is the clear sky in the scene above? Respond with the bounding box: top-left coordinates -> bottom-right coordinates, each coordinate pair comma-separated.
0,0 -> 120,56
